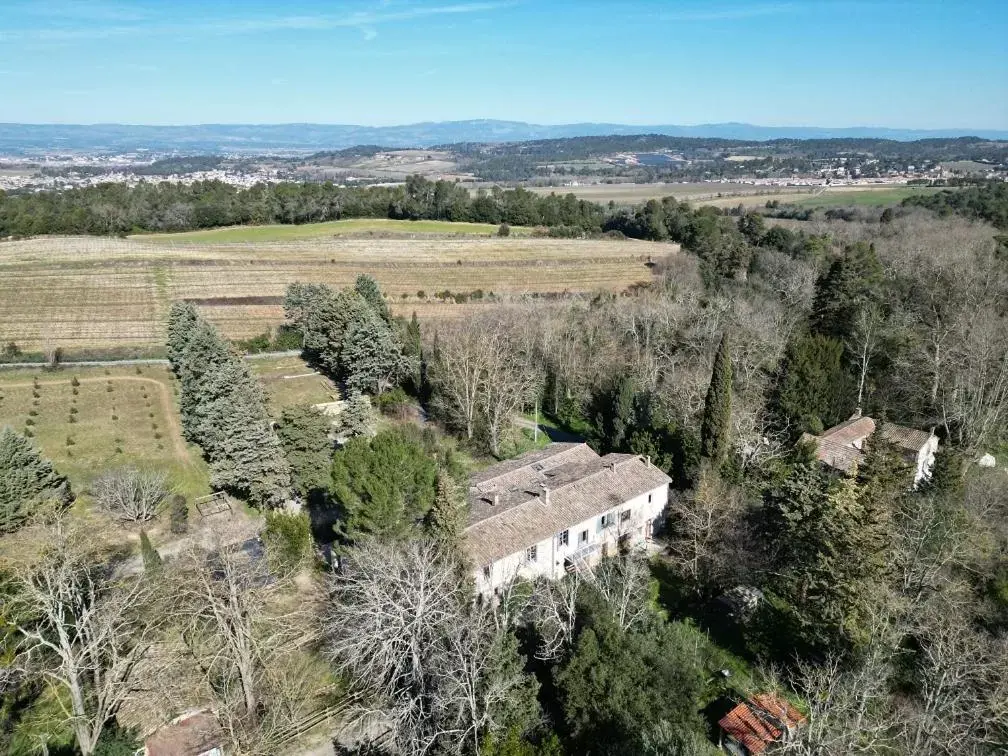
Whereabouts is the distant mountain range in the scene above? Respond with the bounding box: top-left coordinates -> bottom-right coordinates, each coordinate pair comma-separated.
1,120 -> 1006,154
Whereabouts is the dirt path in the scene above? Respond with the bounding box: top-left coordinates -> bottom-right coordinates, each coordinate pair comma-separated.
2,375 -> 190,462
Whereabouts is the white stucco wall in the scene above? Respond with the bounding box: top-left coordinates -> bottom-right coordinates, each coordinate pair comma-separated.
913,435 -> 940,486
473,482 -> 669,595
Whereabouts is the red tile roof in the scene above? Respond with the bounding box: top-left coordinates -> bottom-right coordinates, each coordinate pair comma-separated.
751,692 -> 807,730
719,702 -> 781,755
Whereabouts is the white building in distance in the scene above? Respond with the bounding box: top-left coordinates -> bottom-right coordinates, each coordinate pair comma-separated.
463,443 -> 671,596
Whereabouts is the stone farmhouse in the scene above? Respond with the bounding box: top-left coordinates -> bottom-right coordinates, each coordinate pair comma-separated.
463,442 -> 671,595
802,413 -> 939,485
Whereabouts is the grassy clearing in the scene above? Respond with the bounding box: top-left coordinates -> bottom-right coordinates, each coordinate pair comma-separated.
0,364 -> 210,498
250,355 -> 340,413
136,218 -> 534,243
0,235 -> 659,351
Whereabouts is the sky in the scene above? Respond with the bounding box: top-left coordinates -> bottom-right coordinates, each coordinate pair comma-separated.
1,0 -> 1006,129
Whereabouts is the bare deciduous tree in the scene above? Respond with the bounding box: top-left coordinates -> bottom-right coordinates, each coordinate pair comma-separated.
324,539 -> 528,756
431,320 -> 495,441
527,572 -> 583,661
590,550 -> 652,631
11,520 -> 156,756
664,465 -> 749,592
172,532 -> 311,754
92,466 -> 170,522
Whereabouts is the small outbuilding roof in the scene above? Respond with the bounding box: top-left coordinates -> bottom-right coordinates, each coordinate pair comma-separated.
719,702 -> 781,755
803,414 -> 935,474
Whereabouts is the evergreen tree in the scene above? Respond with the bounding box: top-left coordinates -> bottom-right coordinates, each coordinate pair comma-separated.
341,312 -> 409,394
210,394 -> 292,508
339,391 -> 376,438
276,404 -> 333,497
0,427 -> 71,533
330,427 -> 439,543
771,331 -> 853,435
169,493 -> 188,534
762,460 -> 891,655
811,242 -> 883,342
166,301 -> 199,367
924,443 -> 964,497
425,471 -> 464,548
354,274 -> 391,324
699,333 -> 732,465
138,529 -> 162,574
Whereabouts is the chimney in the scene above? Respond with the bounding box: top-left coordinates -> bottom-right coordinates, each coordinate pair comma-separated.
645,455 -> 651,468
541,484 -> 550,505
492,492 -> 499,507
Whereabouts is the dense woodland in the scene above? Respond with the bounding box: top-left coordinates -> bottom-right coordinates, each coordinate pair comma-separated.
0,179 -> 1007,754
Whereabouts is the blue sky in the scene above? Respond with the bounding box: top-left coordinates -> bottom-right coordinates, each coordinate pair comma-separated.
1,0 -> 1006,128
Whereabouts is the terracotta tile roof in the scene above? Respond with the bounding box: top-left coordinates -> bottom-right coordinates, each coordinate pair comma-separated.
879,424 -> 933,453
820,415 -> 876,445
802,432 -> 863,473
805,415 -> 935,474
463,443 -> 671,567
719,703 -> 781,755
751,692 -> 807,730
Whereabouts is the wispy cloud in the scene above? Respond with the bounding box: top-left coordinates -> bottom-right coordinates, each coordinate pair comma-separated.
0,2 -> 513,43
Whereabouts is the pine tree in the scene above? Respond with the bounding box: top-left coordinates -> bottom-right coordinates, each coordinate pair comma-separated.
700,333 -> 732,465
139,529 -> 163,574
339,391 -> 376,439
277,404 -> 334,496
169,493 -> 188,534
341,312 -> 408,394
354,274 -> 391,324
0,427 -> 71,533
924,443 -> 964,497
426,472 -> 464,548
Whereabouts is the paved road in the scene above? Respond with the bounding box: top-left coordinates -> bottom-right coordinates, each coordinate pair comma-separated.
0,349 -> 302,370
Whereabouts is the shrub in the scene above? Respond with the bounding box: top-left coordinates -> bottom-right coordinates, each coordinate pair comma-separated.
28,409 -> 37,417
375,386 -> 412,418
262,510 -> 313,573
169,493 -> 188,534
92,466 -> 169,522
72,387 -> 79,396
498,222 -> 511,237
65,436 -> 74,446
69,406 -> 78,414
139,529 -> 163,574
24,418 -> 34,426
70,376 -> 80,387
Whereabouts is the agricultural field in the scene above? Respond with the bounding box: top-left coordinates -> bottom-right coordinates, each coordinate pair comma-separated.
136,217 -> 535,243
526,181 -> 815,205
0,233 -> 664,351
698,184 -> 944,209
0,364 -> 209,498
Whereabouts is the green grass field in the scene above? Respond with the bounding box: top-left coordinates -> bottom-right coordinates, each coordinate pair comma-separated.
0,364 -> 210,498
136,218 -> 533,243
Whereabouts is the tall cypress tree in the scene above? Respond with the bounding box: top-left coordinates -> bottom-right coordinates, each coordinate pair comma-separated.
700,333 -> 732,464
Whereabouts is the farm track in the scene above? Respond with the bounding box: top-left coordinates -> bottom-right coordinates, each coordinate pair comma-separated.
1,375 -> 189,461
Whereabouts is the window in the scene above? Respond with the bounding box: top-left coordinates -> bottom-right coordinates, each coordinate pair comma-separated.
482,564 -> 491,580
526,545 -> 538,563
557,529 -> 569,547
600,513 -> 614,528
620,509 -> 631,523
579,529 -> 589,544
648,493 -> 652,503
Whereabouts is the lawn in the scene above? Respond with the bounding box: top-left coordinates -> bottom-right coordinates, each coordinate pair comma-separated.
135,218 -> 534,243
0,364 -> 210,499
250,355 -> 340,413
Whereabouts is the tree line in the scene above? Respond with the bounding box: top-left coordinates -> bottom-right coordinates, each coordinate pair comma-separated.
0,175 -> 605,236
167,302 -> 292,507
